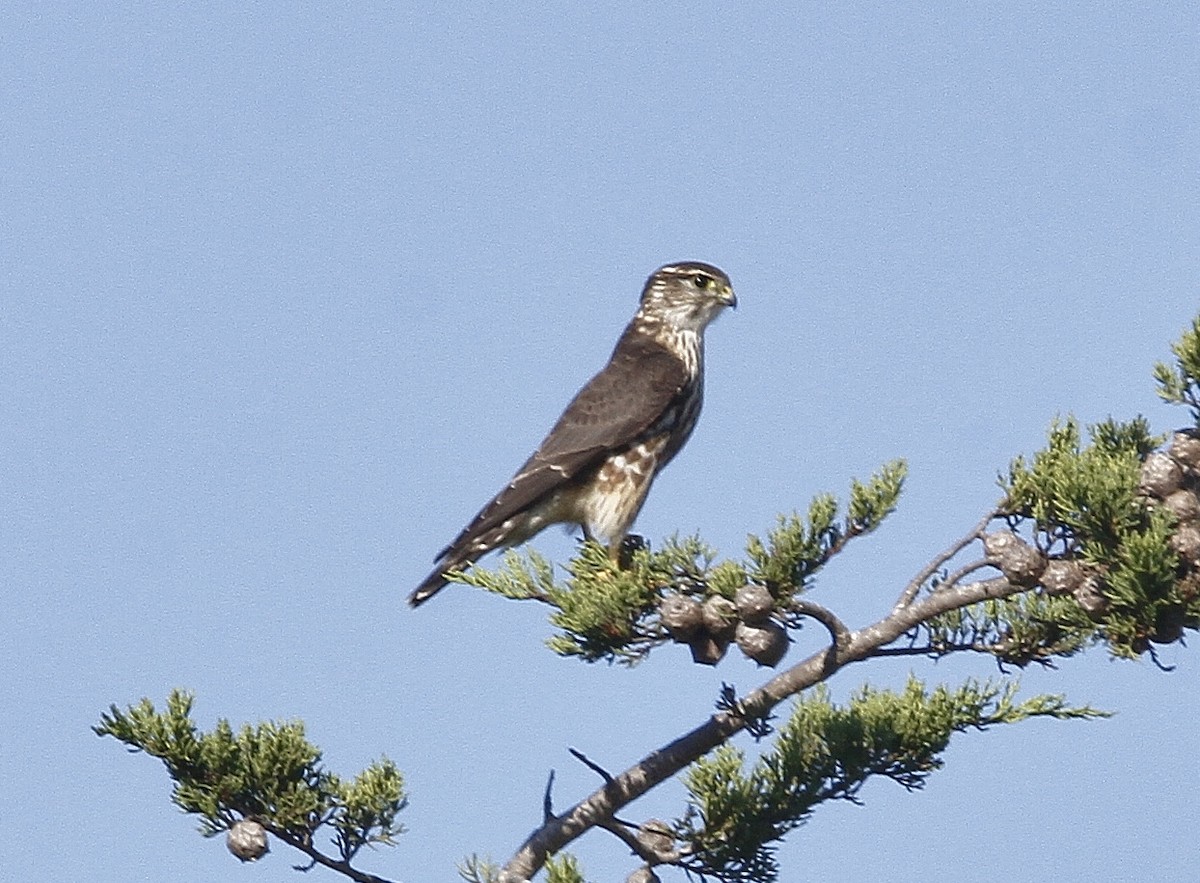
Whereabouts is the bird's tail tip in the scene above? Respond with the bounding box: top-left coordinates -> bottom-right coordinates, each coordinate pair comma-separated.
407,580 -> 443,607
411,553 -> 477,607
409,563 -> 456,607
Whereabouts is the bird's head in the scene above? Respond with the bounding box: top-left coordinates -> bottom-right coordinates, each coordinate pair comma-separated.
638,262 -> 736,333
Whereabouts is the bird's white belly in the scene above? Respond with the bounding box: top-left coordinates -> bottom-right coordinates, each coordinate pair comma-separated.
582,438 -> 667,545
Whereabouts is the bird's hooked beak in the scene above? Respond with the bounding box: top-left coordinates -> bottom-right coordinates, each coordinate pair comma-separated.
718,282 -> 737,310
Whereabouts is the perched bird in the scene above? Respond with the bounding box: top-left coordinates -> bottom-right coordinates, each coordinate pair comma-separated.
410,261 -> 736,606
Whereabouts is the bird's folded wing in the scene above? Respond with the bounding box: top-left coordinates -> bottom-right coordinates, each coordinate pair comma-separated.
434,339 -> 690,561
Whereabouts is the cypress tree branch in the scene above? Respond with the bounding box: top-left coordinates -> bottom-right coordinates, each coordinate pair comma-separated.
499,573 -> 1023,882
96,317 -> 1200,882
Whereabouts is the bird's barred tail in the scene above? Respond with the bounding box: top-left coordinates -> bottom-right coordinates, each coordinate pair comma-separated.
409,551 -> 473,607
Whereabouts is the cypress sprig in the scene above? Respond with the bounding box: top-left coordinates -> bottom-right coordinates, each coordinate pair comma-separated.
678,678 -> 1107,883
998,416 -> 1183,657
1154,315 -> 1200,425
745,459 -> 906,595
94,690 -> 406,864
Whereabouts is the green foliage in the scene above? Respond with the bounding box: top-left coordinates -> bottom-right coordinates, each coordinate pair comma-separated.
449,547 -> 560,601
1000,416 -> 1185,657
459,535 -> 747,664
94,690 -> 406,863
1004,417 -> 1160,553
544,852 -> 587,883
544,541 -> 667,662
456,853 -> 590,883
459,463 -> 906,665
678,678 -> 1106,882
848,460 -> 908,534
1154,315 -> 1200,425
458,460 -> 907,667
458,855 -> 502,883
744,496 -> 837,593
921,591 -> 1098,666
1101,508 -> 1195,653
334,757 -> 408,858
746,460 -> 906,596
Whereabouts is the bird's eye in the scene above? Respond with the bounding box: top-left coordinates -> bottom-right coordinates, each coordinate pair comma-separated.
692,273 -> 711,290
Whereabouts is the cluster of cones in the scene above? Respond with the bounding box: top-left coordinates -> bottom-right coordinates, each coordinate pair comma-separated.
659,583 -> 789,667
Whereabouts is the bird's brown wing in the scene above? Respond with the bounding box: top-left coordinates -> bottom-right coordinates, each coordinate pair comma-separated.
435,335 -> 691,562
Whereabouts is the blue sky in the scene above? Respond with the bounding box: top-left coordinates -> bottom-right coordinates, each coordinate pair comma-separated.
3,3 -> 1198,881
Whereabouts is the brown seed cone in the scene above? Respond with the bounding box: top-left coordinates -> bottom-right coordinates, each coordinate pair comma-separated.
1073,575 -> 1110,619
735,620 -> 789,667
626,869 -> 661,883
1139,452 -> 1184,499
1169,523 -> 1200,567
984,532 -> 1046,587
1002,543 -> 1047,587
1169,430 -> 1200,472
1163,488 -> 1200,523
227,819 -> 269,863
688,630 -> 730,665
701,595 -> 738,638
734,584 -> 775,623
659,593 -> 703,641
1040,559 -> 1086,596
982,531 -> 1021,559
635,820 -> 674,860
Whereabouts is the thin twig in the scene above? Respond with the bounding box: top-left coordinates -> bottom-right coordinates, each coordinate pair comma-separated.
542,770 -> 555,822
935,558 -> 994,593
872,641 -> 997,658
789,598 -> 851,649
260,823 -> 395,883
892,507 -> 998,612
598,819 -> 647,859
598,819 -> 683,865
568,747 -> 614,783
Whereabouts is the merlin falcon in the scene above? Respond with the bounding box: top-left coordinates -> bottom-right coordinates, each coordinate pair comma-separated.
409,261 -> 736,606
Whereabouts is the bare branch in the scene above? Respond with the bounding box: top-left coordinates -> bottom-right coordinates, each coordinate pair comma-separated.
872,641 -> 1000,658
935,558 -> 994,593
788,598 -> 851,648
569,747 -> 616,783
259,823 -> 396,883
599,819 -> 647,859
542,770 -> 555,823
598,818 -> 683,866
499,574 -> 1025,882
892,507 -> 998,611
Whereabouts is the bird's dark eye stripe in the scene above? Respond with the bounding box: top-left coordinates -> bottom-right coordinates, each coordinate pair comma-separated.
692,273 -> 711,289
